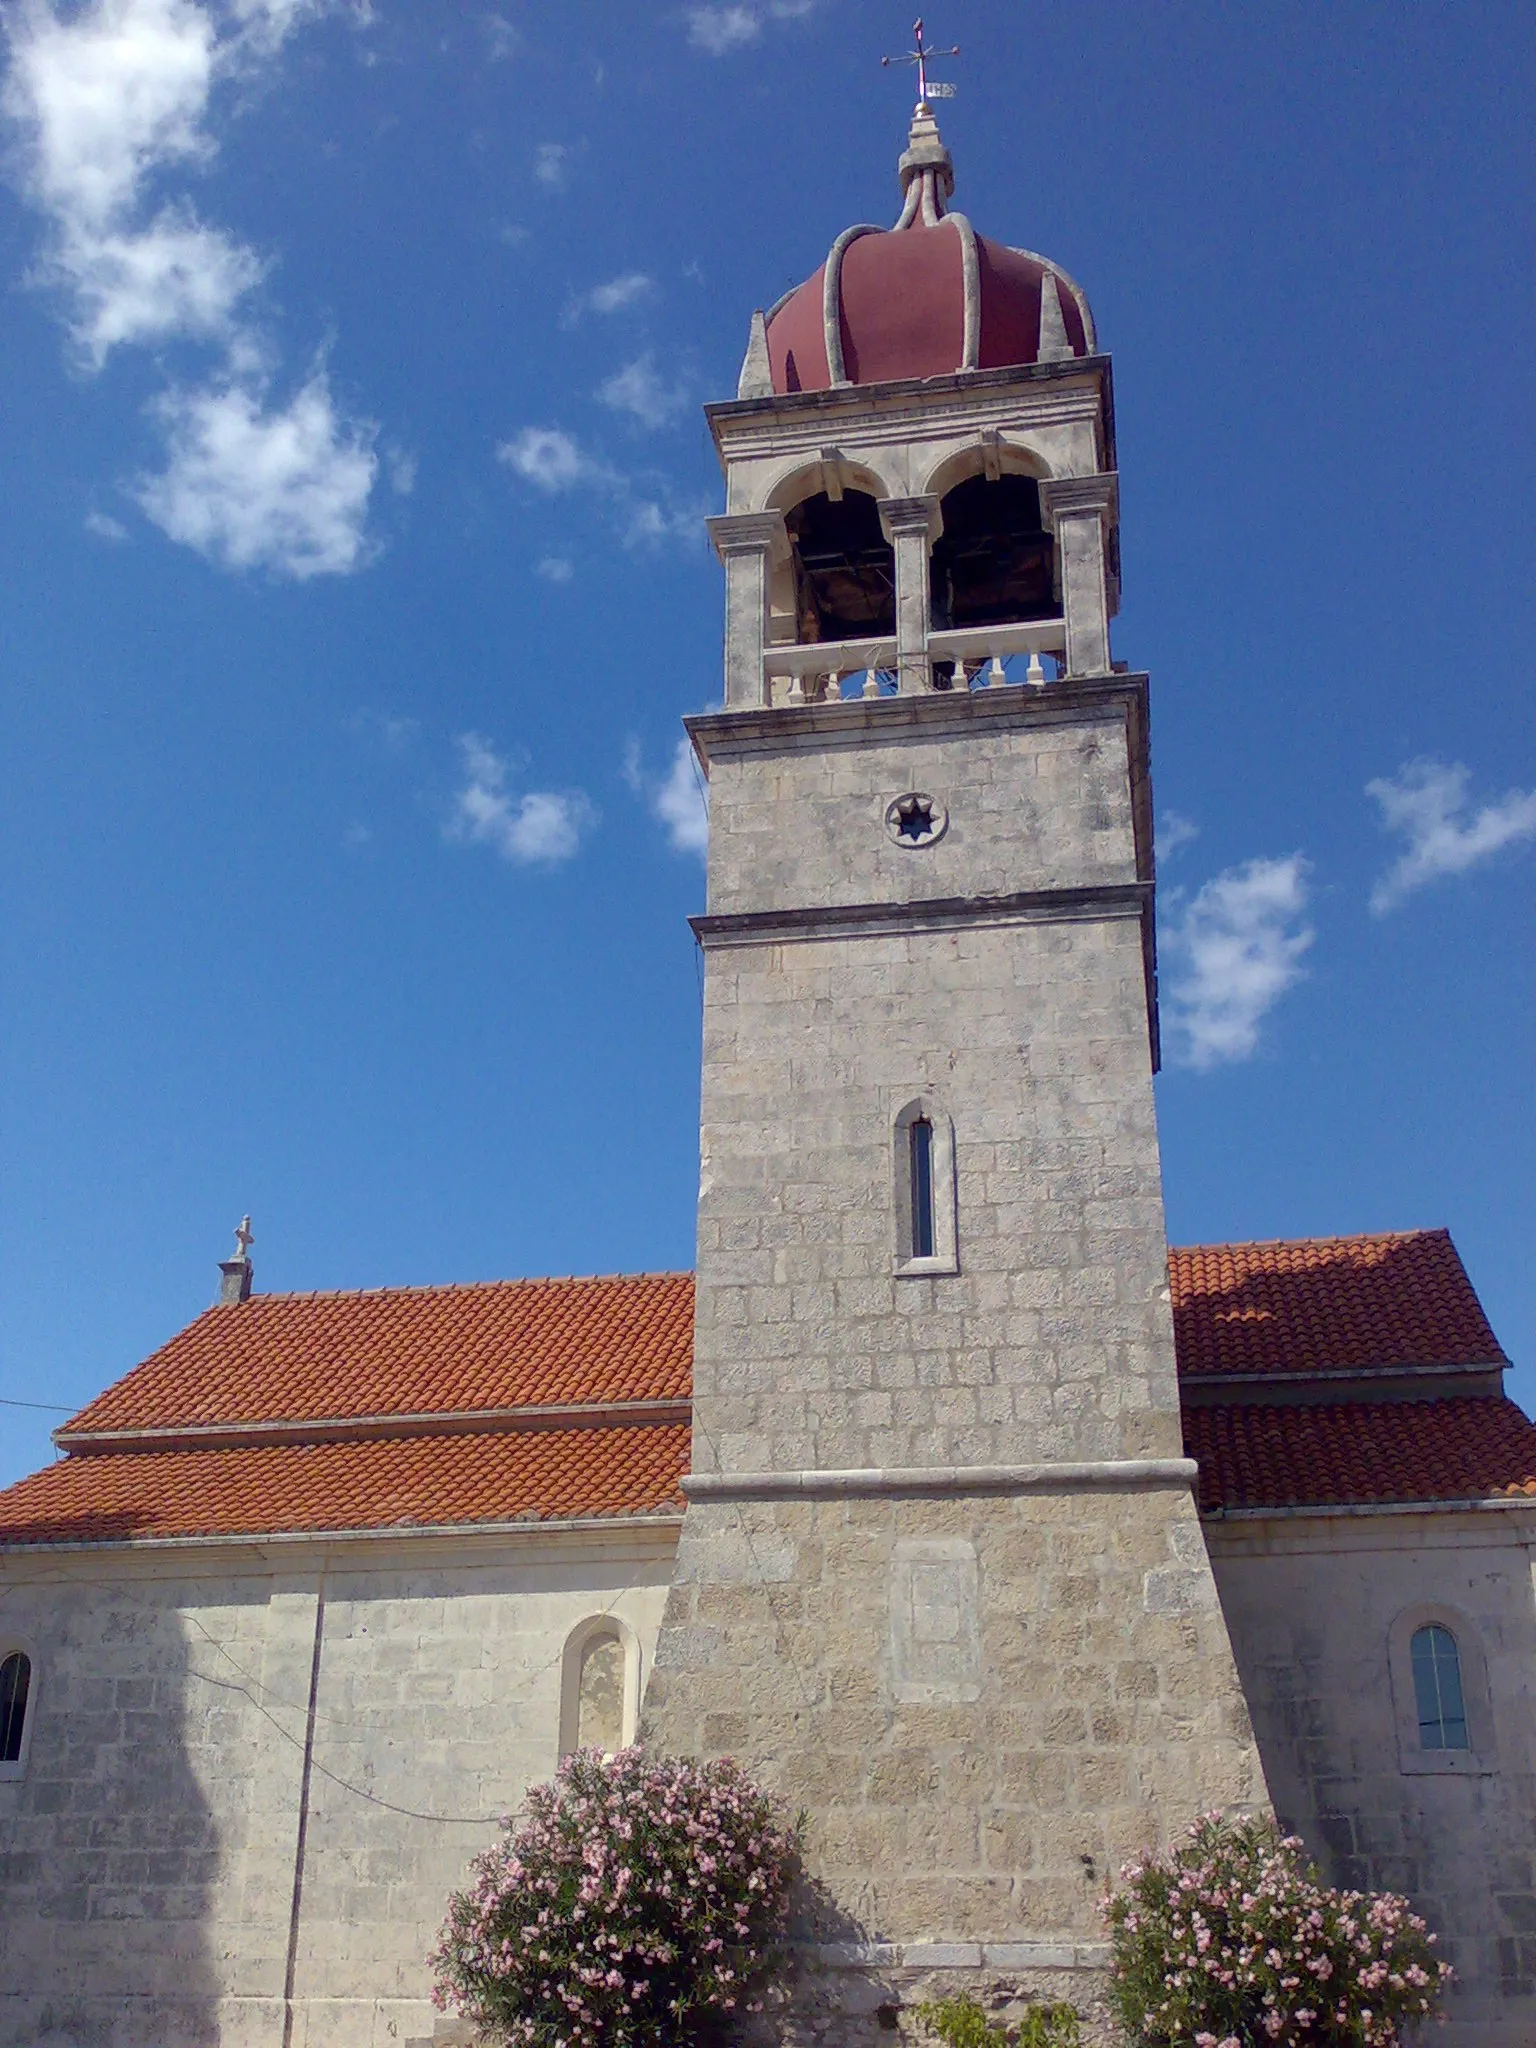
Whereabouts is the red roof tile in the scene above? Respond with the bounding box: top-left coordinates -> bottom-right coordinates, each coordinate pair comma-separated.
1,1231 -> 1521,1546
62,1271 -> 695,1435
1169,1230 -> 1504,1379
1184,1396 -> 1536,1513
0,1423 -> 690,1546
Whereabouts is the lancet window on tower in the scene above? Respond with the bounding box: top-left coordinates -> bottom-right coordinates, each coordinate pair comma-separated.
909,1117 -> 936,1259
785,490 -> 895,644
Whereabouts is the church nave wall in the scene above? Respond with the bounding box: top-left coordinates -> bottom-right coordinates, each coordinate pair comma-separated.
1207,1507 -> 1536,2047
0,1528 -> 676,2048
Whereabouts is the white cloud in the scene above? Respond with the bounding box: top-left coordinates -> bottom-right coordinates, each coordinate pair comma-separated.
497,424 -> 701,551
481,12 -> 517,60
535,555 -> 574,583
598,352 -> 689,430
5,0 -> 217,230
622,495 -> 701,549
653,736 -> 708,855
136,369 -> 378,578
687,5 -> 760,52
449,733 -> 594,868
561,272 -> 655,328
85,508 -> 129,541
587,272 -> 654,315
59,207 -> 262,361
1162,854 -> 1313,1070
497,425 -> 596,492
1157,810 -> 1199,862
350,707 -> 418,752
1,0 -> 293,361
1367,758 -> 1536,914
686,1 -> 813,53
4,0 -> 380,577
533,142 -> 568,188
624,734 -> 708,857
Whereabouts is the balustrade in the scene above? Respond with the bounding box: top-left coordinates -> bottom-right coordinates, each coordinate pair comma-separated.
761,617 -> 1065,705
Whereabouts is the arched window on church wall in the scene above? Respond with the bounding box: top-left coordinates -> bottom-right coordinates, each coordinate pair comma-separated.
1410,1623 -> 1469,1751
1388,1602 -> 1494,1775
0,1647 -> 35,1777
558,1618 -> 639,1760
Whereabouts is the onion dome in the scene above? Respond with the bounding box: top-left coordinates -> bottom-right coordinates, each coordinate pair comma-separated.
742,107 -> 1096,397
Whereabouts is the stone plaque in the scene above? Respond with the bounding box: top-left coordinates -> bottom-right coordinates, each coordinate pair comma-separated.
889,1537 -> 982,1703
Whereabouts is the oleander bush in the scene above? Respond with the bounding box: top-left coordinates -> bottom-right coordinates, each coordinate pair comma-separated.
1103,1811 -> 1452,2047
430,1746 -> 800,2048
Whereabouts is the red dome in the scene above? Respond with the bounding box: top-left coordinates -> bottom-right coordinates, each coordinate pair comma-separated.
760,111 -> 1096,395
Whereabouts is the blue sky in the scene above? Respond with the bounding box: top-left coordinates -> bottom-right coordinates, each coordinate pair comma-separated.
1,0 -> 1532,1488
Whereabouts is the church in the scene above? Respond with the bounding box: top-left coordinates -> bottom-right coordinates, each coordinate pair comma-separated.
2,84 -> 1535,2048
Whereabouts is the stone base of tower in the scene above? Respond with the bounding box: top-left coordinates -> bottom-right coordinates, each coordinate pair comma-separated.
642,1479 -> 1267,2042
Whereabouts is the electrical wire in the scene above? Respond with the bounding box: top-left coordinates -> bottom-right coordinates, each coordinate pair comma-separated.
0,1539 -> 670,1828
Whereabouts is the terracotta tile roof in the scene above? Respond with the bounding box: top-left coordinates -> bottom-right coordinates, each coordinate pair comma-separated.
0,1230 -> 1521,1546
1184,1396 -> 1536,1513
0,1422 -> 690,1546
1169,1229 -> 1504,1380
62,1271 -> 695,1435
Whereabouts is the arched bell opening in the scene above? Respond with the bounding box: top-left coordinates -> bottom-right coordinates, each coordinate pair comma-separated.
784,489 -> 896,644
929,473 -> 1057,632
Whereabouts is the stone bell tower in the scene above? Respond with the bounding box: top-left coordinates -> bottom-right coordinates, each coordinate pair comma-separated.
642,83 -> 1265,2037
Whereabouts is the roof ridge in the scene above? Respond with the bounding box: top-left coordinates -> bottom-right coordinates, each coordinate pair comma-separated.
200,1269 -> 695,1307
1171,1227 -> 1450,1255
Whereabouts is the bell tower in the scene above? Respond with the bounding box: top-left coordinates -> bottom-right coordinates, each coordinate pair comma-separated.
643,83 -> 1265,2036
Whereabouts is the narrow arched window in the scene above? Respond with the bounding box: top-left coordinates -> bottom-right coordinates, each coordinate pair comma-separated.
1411,1624 -> 1469,1750
0,1652 -> 31,1765
575,1629 -> 625,1755
910,1117 -> 935,1260
893,1098 -> 957,1276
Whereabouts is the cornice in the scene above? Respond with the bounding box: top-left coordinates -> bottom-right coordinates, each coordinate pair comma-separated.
691,883 -> 1150,952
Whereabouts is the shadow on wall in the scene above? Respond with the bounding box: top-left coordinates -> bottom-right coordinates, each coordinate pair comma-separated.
0,1518 -> 224,2048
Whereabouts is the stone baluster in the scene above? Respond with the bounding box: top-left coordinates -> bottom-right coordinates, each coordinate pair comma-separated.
1039,472 -> 1119,679
877,494 -> 943,695
705,510 -> 790,710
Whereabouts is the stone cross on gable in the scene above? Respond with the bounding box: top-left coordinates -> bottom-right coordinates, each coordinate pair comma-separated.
233,1215 -> 254,1262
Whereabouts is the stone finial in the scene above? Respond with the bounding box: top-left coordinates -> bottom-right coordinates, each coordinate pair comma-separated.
218,1216 -> 254,1305
736,310 -> 773,400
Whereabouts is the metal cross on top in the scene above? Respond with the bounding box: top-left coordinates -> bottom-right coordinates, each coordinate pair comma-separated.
882,17 -> 959,108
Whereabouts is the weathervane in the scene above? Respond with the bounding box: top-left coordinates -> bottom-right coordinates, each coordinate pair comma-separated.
882,17 -> 959,110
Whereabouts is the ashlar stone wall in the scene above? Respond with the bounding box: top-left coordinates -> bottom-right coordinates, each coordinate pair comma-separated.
1208,1504 -> 1536,2048
0,1525 -> 674,2048
646,680 -> 1270,2032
